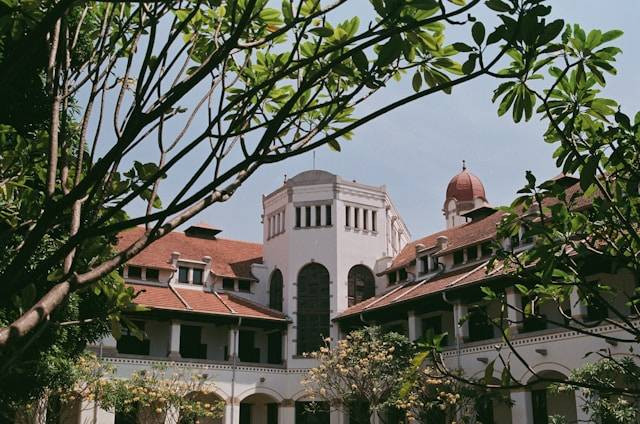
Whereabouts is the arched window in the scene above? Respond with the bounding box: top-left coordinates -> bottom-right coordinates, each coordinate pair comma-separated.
269,269 -> 284,311
296,263 -> 330,355
348,265 -> 375,307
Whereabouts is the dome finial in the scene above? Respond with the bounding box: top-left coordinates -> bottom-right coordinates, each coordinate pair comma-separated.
462,159 -> 467,170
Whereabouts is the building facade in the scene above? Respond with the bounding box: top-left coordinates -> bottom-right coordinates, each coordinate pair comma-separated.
75,168 -> 636,424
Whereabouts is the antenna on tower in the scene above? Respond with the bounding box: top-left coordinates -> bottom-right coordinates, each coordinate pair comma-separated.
462,159 -> 467,170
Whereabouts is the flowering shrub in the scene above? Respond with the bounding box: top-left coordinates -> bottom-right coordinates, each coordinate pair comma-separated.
21,354 -> 224,423
397,366 -> 507,424
303,327 -> 508,423
552,356 -> 640,424
98,364 -> 224,423
302,327 -> 414,421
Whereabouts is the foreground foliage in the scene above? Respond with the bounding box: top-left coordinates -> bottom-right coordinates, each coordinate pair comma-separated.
303,327 -> 507,423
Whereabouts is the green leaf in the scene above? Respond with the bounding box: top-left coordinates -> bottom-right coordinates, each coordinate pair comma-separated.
485,0 -> 510,12
110,317 -> 122,340
376,35 -> 403,67
411,0 -> 438,10
484,359 -> 495,384
601,29 -> 623,43
352,50 -> 368,73
282,0 -> 294,23
580,153 -> 600,191
452,42 -> 473,53
472,21 -> 485,45
497,88 -> 516,116
538,19 -> 564,45
412,71 -> 423,92
310,26 -> 334,37
47,269 -> 64,282
461,55 -> 477,75
328,139 -> 341,151
259,8 -> 281,23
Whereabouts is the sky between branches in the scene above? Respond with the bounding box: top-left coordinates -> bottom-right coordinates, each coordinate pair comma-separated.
121,0 -> 640,242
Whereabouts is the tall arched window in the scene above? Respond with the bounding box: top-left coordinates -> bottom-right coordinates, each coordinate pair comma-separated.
269,269 -> 284,311
348,265 -> 375,307
297,263 -> 330,355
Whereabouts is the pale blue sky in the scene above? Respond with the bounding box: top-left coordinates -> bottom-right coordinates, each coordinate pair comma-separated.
127,1 -> 640,242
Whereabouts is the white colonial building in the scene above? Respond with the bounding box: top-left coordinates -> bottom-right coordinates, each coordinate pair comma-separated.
77,168 -> 636,424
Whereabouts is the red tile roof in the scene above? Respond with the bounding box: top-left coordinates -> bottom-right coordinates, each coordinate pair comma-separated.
336,261 -> 506,319
129,283 -> 288,321
118,227 -> 263,280
386,210 -> 505,273
344,180 -> 591,320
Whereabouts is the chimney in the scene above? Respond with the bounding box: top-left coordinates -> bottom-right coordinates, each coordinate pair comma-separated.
203,256 -> 213,289
184,222 -> 222,239
436,236 -> 449,250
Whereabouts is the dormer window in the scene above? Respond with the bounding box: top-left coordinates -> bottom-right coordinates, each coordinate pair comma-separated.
467,245 -> 478,262
419,256 -> 430,274
128,266 -> 142,279
238,280 -> 251,293
223,278 -> 235,291
398,268 -> 407,281
481,242 -> 493,257
178,266 -> 189,284
146,268 -> 159,282
453,250 -> 464,265
193,268 -> 203,285
388,271 -> 397,285
177,265 -> 204,285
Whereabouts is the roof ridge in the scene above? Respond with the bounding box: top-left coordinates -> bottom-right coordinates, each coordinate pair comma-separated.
362,284 -> 406,312
213,290 -> 237,314
225,292 -> 288,318
444,260 -> 491,290
169,284 -> 192,309
121,226 -> 263,247
392,267 -> 446,302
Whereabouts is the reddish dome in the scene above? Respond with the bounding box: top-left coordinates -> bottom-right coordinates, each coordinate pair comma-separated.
446,165 -> 486,202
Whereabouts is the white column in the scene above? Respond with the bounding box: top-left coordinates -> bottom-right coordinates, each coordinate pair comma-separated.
505,287 -> 523,334
224,403 -> 240,424
510,390 -> 534,424
330,408 -> 348,424
453,301 -> 469,343
570,287 -> 588,321
168,321 -> 181,359
78,400 -> 115,424
228,326 -> 238,360
279,402 -> 296,423
187,267 -> 193,284
407,311 -> 421,342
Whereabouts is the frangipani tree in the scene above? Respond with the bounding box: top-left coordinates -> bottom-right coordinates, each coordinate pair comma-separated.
417,20 -> 640,422
302,328 -> 415,422
0,0 -> 570,353
19,354 -> 225,424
